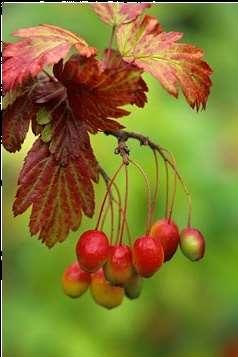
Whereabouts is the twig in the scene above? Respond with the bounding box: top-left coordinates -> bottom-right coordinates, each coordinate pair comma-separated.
104,129 -> 192,226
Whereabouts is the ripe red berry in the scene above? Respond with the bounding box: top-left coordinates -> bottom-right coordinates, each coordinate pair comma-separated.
103,244 -> 134,286
125,273 -> 143,300
90,269 -> 124,309
132,235 -> 164,278
180,227 -> 205,261
76,230 -> 109,273
62,261 -> 91,298
150,219 -> 180,262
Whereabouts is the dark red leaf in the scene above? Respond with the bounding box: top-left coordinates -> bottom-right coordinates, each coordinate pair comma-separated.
13,131 -> 98,247
3,89 -> 38,152
53,51 -> 148,133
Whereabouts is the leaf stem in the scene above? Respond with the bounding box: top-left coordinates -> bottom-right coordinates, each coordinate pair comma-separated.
106,25 -> 116,65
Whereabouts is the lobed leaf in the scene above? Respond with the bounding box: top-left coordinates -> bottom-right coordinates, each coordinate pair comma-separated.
117,15 -> 213,110
3,24 -> 96,92
92,3 -> 151,26
3,90 -> 38,152
13,132 -> 98,247
53,51 -> 148,133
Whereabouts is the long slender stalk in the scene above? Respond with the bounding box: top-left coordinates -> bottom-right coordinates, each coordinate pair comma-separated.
95,163 -> 124,230
104,130 -> 193,228
150,150 -> 159,227
129,159 -> 152,235
119,165 -> 129,245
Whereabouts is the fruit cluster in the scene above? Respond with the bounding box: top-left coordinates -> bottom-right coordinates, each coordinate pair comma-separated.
62,137 -> 206,309
62,220 -> 205,309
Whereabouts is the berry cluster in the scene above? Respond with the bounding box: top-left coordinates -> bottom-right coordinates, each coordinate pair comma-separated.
62,134 -> 205,309
62,222 -> 205,309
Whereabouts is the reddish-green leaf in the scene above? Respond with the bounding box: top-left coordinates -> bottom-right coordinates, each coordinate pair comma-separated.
13,130 -> 98,247
117,15 -> 212,110
92,3 -> 151,26
3,24 -> 96,92
53,51 -> 148,133
3,89 -> 38,152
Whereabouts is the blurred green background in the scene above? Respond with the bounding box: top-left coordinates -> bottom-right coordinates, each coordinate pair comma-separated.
3,4 -> 238,357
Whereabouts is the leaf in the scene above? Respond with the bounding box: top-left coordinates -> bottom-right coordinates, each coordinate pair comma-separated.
13,131 -> 99,247
3,91 -> 38,152
53,51 -> 148,133
3,24 -> 96,92
36,108 -> 52,125
92,3 -> 151,26
117,15 -> 213,110
3,87 -> 27,109
41,123 -> 53,143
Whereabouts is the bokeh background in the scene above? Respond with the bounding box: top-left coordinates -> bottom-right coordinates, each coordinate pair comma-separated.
3,4 -> 238,357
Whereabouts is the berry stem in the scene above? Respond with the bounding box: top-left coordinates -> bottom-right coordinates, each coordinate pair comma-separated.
187,195 -> 192,228
161,147 -> 191,226
100,192 -> 114,243
129,159 -> 152,235
119,164 -> 129,245
150,149 -> 159,227
104,130 -> 193,229
99,166 -> 132,244
162,149 -> 177,222
164,159 -> 169,219
95,162 -> 123,231
112,182 -> 122,244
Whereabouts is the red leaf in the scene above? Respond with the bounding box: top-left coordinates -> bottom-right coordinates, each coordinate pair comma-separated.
3,24 -> 96,92
117,15 -> 213,110
13,132 -> 98,247
3,88 -> 38,152
92,3 -> 151,26
53,51 -> 148,133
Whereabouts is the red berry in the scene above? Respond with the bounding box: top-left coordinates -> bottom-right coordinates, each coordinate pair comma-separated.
104,245 -> 134,286
76,230 -> 109,273
125,273 -> 143,300
62,261 -> 91,298
180,227 -> 205,261
90,269 -> 124,309
150,219 -> 180,262
132,236 -> 164,278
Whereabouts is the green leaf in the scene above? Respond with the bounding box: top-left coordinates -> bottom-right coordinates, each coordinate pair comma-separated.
36,108 -> 52,125
41,124 -> 53,143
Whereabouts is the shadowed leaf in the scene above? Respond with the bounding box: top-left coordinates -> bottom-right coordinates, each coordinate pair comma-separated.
3,88 -> 38,152
13,130 -> 98,247
53,51 -> 148,133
